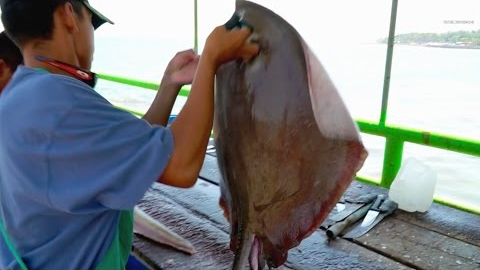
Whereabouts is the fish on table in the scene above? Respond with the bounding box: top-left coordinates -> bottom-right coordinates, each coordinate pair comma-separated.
133,206 -> 196,255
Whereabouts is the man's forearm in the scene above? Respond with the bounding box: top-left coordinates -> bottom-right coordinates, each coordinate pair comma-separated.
159,56 -> 216,187
171,57 -> 216,154
143,79 -> 180,126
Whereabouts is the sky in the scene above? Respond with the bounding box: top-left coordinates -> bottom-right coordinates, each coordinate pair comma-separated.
2,0 -> 479,46
89,0 -> 480,46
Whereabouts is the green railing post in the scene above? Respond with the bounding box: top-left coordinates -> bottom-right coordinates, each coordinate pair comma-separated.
194,0 -> 199,54
379,0 -> 398,126
381,136 -> 404,188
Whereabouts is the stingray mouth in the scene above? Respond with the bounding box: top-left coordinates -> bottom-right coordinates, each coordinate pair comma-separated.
249,237 -> 263,270
244,235 -> 288,269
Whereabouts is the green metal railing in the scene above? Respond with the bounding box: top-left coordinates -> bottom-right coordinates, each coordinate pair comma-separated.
97,73 -> 480,214
96,0 -> 480,215
358,120 -> 480,184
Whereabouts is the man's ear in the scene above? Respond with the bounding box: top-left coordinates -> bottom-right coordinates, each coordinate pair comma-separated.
56,2 -> 79,33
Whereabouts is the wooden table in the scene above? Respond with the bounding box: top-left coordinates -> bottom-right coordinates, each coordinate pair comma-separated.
132,152 -> 480,270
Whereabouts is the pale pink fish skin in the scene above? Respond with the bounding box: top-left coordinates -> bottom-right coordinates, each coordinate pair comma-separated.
133,206 -> 196,255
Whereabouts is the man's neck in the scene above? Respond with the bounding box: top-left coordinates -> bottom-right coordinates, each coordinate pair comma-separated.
22,40 -> 81,78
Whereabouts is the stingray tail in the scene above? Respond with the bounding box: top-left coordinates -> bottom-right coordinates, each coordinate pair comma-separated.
232,221 -> 254,270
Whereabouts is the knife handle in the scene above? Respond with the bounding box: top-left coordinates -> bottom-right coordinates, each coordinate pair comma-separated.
326,202 -> 373,240
371,194 -> 386,211
347,193 -> 376,204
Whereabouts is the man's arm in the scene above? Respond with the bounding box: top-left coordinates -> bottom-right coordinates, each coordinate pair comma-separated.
158,55 -> 216,188
142,79 -> 181,126
158,26 -> 259,188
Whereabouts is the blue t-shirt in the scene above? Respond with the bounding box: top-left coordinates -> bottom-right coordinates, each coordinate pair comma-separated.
0,66 -> 174,269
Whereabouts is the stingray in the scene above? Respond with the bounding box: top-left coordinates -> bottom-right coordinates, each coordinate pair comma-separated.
214,1 -> 368,269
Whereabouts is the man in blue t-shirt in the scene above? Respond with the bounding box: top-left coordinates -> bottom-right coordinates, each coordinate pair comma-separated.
0,0 -> 259,269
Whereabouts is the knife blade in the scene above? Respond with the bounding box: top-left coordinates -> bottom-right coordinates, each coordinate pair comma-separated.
343,199 -> 398,239
360,194 -> 385,227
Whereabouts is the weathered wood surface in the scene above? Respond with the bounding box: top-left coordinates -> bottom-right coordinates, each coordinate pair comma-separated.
132,150 -> 480,270
343,180 -> 480,269
134,185 -> 233,270
206,149 -> 480,247
345,180 -> 480,247
134,179 -> 412,270
353,219 -> 480,270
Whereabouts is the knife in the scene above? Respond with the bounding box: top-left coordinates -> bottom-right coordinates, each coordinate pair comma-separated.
343,199 -> 398,239
360,194 -> 386,227
326,201 -> 374,239
328,194 -> 377,223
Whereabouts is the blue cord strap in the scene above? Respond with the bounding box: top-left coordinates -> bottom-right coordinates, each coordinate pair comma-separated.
0,220 -> 28,270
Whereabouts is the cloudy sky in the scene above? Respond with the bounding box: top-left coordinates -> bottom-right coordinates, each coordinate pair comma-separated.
1,0 -> 479,77
89,0 -> 480,44
2,0 -> 479,48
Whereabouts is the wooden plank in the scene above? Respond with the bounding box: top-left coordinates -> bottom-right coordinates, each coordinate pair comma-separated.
285,226 -> 412,270
199,154 -> 222,185
134,187 -> 233,270
394,206 -> 480,248
353,218 -> 480,270
201,153 -> 480,248
197,153 -> 480,269
135,179 -> 413,270
206,139 -> 217,157
135,182 -> 292,270
345,182 -> 480,247
149,180 -> 228,229
317,180 -> 480,269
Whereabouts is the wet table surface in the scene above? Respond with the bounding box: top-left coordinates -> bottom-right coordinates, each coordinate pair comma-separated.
132,147 -> 480,270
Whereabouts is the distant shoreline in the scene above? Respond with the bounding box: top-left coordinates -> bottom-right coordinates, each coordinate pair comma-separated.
393,43 -> 480,50
377,30 -> 480,50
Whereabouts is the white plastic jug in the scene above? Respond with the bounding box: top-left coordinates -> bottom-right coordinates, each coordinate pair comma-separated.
388,157 -> 437,212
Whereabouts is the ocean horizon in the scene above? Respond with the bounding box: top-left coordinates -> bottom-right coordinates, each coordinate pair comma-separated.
94,38 -> 480,211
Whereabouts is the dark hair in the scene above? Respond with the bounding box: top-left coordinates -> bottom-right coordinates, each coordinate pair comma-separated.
0,31 -> 22,71
1,0 -> 85,46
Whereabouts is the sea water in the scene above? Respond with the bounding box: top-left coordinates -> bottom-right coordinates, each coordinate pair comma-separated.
93,38 -> 480,211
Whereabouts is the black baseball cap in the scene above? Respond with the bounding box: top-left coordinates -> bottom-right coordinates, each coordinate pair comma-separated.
0,0 -> 114,29
79,0 -> 113,29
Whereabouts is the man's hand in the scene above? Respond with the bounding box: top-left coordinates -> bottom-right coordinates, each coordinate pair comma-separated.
203,26 -> 259,69
143,49 -> 200,126
163,49 -> 200,89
